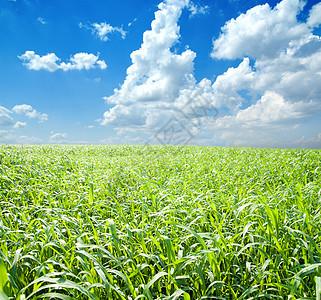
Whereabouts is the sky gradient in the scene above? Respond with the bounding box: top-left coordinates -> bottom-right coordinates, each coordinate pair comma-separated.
1,0 -> 321,148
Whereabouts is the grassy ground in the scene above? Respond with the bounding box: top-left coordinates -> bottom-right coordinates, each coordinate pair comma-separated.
0,145 -> 320,299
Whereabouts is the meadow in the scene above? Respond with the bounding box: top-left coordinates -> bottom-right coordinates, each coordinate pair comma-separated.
0,145 -> 320,299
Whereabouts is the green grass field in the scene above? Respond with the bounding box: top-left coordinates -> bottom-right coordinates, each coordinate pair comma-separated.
0,145 -> 320,299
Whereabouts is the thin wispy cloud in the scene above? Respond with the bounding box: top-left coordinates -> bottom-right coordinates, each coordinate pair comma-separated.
13,121 -> 27,128
79,22 -> 126,41
37,17 -> 47,24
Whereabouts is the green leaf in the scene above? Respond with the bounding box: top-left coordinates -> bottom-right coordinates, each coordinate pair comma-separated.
89,182 -> 94,204
0,260 -> 9,296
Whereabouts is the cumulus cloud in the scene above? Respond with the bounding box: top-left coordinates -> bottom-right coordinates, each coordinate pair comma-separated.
80,22 -> 126,41
206,0 -> 321,147
60,53 -> 107,70
13,121 -> 27,128
12,104 -> 48,122
0,106 -> 14,126
307,2 -> 321,28
102,0 -> 202,128
214,92 -> 318,129
18,51 -> 107,72
211,0 -> 309,59
100,0 -> 321,147
101,105 -> 147,126
18,51 -> 60,72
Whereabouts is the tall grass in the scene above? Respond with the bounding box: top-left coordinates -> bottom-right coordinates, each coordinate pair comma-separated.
0,145 -> 320,299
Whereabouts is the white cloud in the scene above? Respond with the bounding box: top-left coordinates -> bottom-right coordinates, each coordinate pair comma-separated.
211,0 -> 309,59
293,132 -> 321,149
100,0 -> 321,148
13,121 -> 27,128
101,104 -> 147,126
0,130 -> 42,144
128,18 -> 138,27
12,104 -> 48,122
102,0 -> 200,128
0,106 -> 14,126
37,17 -> 47,24
307,2 -> 321,28
60,53 -> 107,71
49,133 -> 68,144
80,22 -> 126,41
18,51 -> 60,72
48,133 -> 87,145
19,51 -> 107,71
211,57 -> 254,112
188,2 -> 209,17
214,91 -> 318,128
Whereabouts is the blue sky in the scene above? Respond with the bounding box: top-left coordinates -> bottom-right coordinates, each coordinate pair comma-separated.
1,0 -> 321,148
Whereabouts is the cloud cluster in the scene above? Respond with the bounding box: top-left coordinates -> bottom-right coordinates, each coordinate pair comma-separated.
208,0 -> 321,146
19,51 -> 107,72
0,106 -> 14,126
101,0 -> 321,148
80,22 -> 126,41
101,0 -> 197,128
0,104 -> 48,131
12,104 -> 48,122
0,104 -> 48,144
0,130 -> 42,144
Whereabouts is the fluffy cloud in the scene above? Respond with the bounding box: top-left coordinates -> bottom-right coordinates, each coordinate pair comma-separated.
19,51 -> 60,72
214,92 -> 318,129
60,53 -> 107,71
80,22 -> 126,41
102,0 -> 199,128
207,0 -> 321,147
12,104 -> 48,122
101,0 -> 321,147
19,51 -> 107,72
0,106 -> 14,126
101,105 -> 147,126
0,104 -> 48,128
307,2 -> 321,28
211,0 -> 309,59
